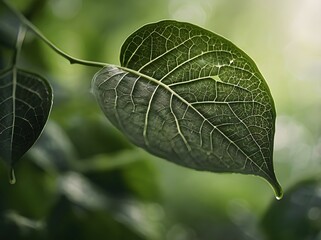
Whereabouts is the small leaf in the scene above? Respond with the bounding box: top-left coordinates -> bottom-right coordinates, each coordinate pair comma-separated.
92,20 -> 282,198
0,67 -> 53,169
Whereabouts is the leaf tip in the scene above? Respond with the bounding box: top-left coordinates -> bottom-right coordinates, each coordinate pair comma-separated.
270,179 -> 283,200
9,167 -> 16,185
274,186 -> 283,200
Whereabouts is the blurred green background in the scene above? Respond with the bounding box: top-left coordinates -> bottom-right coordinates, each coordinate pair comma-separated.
0,0 -> 321,239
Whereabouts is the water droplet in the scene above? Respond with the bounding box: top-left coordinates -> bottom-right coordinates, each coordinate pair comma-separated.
271,182 -> 283,200
9,167 -> 16,184
275,195 -> 282,200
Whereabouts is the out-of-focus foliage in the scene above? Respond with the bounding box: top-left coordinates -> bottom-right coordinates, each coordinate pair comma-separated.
0,0 -> 321,239
261,179 -> 321,240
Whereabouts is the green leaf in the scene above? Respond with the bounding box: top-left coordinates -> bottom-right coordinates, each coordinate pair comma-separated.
0,67 -> 53,175
92,20 -> 282,198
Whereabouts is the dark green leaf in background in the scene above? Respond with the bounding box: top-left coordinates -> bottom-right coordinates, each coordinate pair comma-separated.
92,20 -> 282,198
0,67 -> 52,176
261,179 -> 321,240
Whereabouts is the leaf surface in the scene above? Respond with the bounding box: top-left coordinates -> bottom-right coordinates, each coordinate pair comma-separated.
0,67 -> 52,169
92,20 -> 282,198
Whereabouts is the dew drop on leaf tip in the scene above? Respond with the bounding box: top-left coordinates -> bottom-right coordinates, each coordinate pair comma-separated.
9,167 -> 16,184
273,182 -> 283,200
